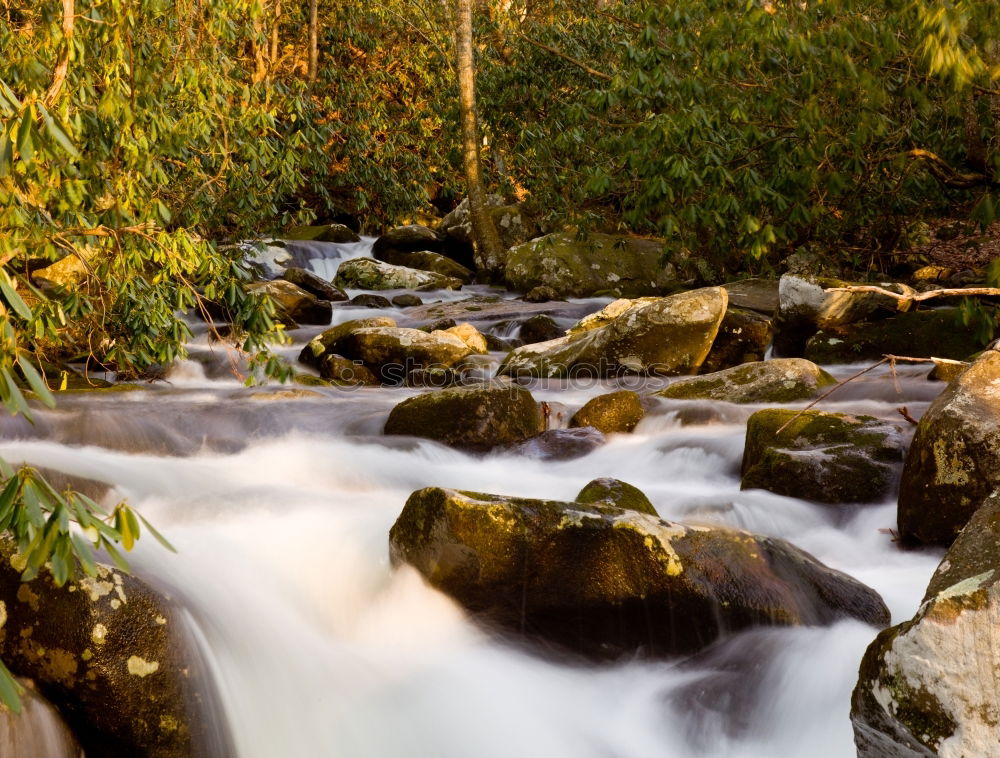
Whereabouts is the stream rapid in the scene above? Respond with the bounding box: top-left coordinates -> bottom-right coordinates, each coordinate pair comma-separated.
0,238 -> 945,758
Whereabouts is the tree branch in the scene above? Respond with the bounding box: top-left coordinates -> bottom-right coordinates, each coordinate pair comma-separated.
906,148 -> 994,189
44,0 -> 75,107
516,33 -> 612,81
825,284 -> 1000,308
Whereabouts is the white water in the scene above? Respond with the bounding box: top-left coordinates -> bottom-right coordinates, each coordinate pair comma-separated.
2,239 -> 946,758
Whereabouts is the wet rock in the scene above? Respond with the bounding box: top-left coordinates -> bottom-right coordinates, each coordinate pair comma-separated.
722,279 -> 780,315
518,314 -> 563,345
391,294 -> 423,307
384,383 -> 544,451
570,390 -> 645,434
505,233 -> 680,298
898,348 -> 1000,546
575,477 -> 657,515
741,409 -> 905,505
657,359 -> 835,404
298,317 -> 396,368
0,680 -> 84,757
0,546 -> 231,758
281,267 -> 348,302
372,225 -> 442,259
334,258 -> 462,291
246,280 -> 332,326
498,287 -> 728,378
319,355 -> 380,386
283,223 -> 360,243
524,286 -> 563,303
390,488 -> 890,659
700,307 -> 774,373
347,294 -> 392,309
381,251 -> 474,284
774,273 -> 910,356
441,198 -> 539,274
404,367 -> 460,388
927,357 -> 968,382
407,295 -> 586,326
443,323 -> 488,354
852,489 -> 1000,758
566,297 -> 662,335
501,427 -> 606,460
804,308 -> 989,364
337,327 -> 474,382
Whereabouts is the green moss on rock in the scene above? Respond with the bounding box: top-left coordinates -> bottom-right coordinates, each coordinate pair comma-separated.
658,358 -> 835,404
570,391 -> 645,434
575,478 -> 657,515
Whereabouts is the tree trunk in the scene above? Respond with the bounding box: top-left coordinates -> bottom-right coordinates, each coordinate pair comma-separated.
270,0 -> 282,70
307,0 -> 318,84
452,0 -> 505,275
43,0 -> 74,106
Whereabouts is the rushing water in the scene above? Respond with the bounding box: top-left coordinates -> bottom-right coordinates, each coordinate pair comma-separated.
1,239 -> 946,757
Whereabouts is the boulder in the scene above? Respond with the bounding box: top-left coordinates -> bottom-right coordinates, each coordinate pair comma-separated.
498,287 -> 728,378
898,348 -> 1000,546
337,327 -> 474,382
504,233 -> 680,298
281,267 -> 348,302
298,317 -> 396,368
804,308 -> 989,364
852,489 -> 1000,758
384,383 -> 545,451
569,390 -> 645,434
928,358 -> 968,383
657,359 -> 836,404
700,307 -> 774,373
440,198 -> 540,274
0,681 -> 83,758
0,548 -> 231,758
390,488 -> 890,658
524,286 -> 563,303
575,478 -> 657,516
722,278 -> 780,315
443,323 -> 488,354
347,294 -> 392,309
319,355 -> 380,386
334,258 -> 462,291
501,427 -> 606,461
518,314 -> 563,345
283,224 -> 360,243
773,274 -> 910,355
741,409 -> 905,505
371,225 -> 443,259
381,251 -> 474,284
246,280 -> 332,326
391,294 -> 423,307
566,297 -> 661,335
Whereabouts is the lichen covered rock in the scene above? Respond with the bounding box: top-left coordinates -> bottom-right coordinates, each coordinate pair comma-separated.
658,359 -> 835,404
852,490 -> 1000,758
281,267 -> 348,302
504,233 -> 679,298
498,287 -> 728,378
897,347 -> 1000,546
570,390 -> 645,434
384,383 -> 545,451
246,280 -> 332,326
390,488 -> 889,658
334,258 -> 462,291
337,327 -> 474,382
575,478 -> 657,515
381,250 -> 475,284
298,317 -> 397,368
741,409 -> 905,504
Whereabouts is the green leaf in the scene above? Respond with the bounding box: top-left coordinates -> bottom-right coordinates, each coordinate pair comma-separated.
0,658 -> 23,713
0,272 -> 33,320
136,511 -> 177,553
41,109 -> 81,159
17,358 -> 55,409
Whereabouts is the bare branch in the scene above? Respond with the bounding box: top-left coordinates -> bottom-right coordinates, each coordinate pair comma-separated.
516,33 -> 612,81
43,0 -> 75,106
825,284 -> 1000,309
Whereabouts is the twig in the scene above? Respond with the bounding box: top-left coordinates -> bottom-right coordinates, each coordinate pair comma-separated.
515,33 -> 613,81
775,358 -> 890,434
825,284 -> 1000,309
897,407 -> 918,425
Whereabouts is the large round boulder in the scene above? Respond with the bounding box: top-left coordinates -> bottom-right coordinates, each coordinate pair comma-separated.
390,488 -> 889,659
741,409 -> 905,504
384,383 -> 545,451
657,359 -> 835,404
504,233 -> 680,298
498,287 -> 728,378
0,548 -> 231,758
852,489 -> 1000,758
337,327 -> 474,382
897,347 -> 1000,546
569,390 -> 645,433
334,258 -> 462,291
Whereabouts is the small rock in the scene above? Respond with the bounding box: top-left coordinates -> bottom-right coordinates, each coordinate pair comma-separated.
570,390 -> 645,433
442,323 -> 488,354
319,355 -> 380,386
391,294 -> 423,307
700,307 -> 773,373
519,314 -> 563,344
281,267 -> 348,302
928,357 -> 968,382
502,427 -> 606,460
347,294 -> 393,309
524,286 -> 563,303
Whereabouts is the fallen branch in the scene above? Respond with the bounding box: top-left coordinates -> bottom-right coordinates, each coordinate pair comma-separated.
825,284 -> 1000,309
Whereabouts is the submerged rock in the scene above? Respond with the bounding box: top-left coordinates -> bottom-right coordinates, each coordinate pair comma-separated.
334,258 -> 462,291
657,359 -> 835,404
504,232 -> 679,298
898,347 -> 1000,546
741,409 -> 905,504
390,488 -> 889,658
852,490 -> 1000,758
501,427 -> 606,461
575,478 -> 657,516
498,287 -> 728,378
347,294 -> 393,309
518,314 -> 563,345
0,546 -> 231,758
569,390 -> 645,434
246,280 -> 332,326
384,383 -> 545,451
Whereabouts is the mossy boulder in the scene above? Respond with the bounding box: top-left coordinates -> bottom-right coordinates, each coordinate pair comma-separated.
389,488 -> 889,659
575,478 -> 657,515
498,287 -> 728,378
440,198 -> 540,274
380,250 -> 475,284
280,267 -> 347,302
804,308 -> 989,364
897,347 -> 1000,546
741,409 -> 905,504
774,273 -> 909,356
245,280 -> 332,326
334,258 -> 463,291
570,390 -> 645,433
337,327 -> 474,382
384,383 -> 545,451
658,359 -> 835,404
0,546 -> 230,758
283,223 -> 360,243
319,355 -> 380,385
700,307 -> 774,373
504,233 -> 680,298
852,489 -> 1000,758
298,317 -> 396,368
